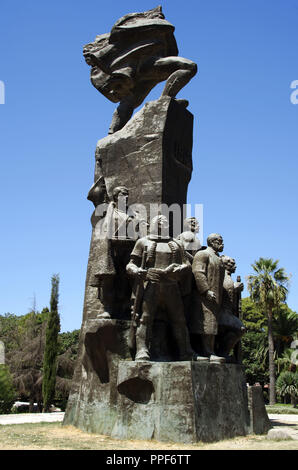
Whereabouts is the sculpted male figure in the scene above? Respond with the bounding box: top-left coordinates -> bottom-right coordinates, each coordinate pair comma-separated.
90,186 -> 139,319
216,256 -> 246,362
191,233 -> 226,362
83,6 -> 197,133
126,215 -> 195,361
87,176 -> 108,228
177,217 -> 202,262
177,217 -> 202,329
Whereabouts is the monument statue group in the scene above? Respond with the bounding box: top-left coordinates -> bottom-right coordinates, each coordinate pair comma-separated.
63,6 -> 270,443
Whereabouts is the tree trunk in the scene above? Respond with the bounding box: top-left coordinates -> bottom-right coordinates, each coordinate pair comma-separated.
29,397 -> 34,413
42,402 -> 51,413
268,310 -> 276,405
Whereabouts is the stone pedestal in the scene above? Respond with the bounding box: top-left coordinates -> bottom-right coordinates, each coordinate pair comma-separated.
64,320 -> 252,443
247,384 -> 272,435
64,321 -> 251,443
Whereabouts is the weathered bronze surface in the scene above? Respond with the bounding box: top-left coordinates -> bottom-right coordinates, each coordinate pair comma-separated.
63,6 -> 270,443
83,6 -> 197,133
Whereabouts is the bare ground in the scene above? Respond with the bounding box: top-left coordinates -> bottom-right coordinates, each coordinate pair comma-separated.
0,422 -> 297,450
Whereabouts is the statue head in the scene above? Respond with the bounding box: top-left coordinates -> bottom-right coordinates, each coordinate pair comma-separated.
87,176 -> 107,207
112,186 -> 129,206
183,217 -> 199,233
207,233 -> 224,253
150,214 -> 169,237
221,255 -> 236,274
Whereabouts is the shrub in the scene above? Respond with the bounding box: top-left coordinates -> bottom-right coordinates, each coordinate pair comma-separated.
0,365 -> 16,414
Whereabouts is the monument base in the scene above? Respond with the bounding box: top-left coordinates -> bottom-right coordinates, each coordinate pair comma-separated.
64,358 -> 252,443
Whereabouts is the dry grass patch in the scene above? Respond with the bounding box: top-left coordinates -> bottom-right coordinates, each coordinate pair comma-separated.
0,422 -> 297,450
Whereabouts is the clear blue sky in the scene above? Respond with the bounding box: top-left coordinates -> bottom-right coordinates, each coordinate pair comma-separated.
1,0 -> 297,332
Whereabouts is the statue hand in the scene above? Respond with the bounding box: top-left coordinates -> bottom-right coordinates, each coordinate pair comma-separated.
165,263 -> 181,273
136,268 -> 147,281
235,282 -> 244,292
205,290 -> 216,302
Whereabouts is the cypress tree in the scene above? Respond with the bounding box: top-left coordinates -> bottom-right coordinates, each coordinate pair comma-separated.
42,274 -> 60,412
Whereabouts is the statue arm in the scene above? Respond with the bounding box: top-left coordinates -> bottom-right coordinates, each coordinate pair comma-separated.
126,239 -> 147,279
233,280 -> 244,316
192,252 -> 210,295
180,242 -> 192,268
165,239 -> 191,276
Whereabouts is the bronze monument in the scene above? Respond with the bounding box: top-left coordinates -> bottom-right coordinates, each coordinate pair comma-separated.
63,6 -> 269,444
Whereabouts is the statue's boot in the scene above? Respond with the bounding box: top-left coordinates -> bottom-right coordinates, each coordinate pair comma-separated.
171,324 -> 199,361
135,348 -> 150,361
194,355 -> 209,362
97,309 -> 112,319
96,293 -> 113,318
209,354 -> 226,364
93,276 -> 115,319
202,334 -> 225,363
135,318 -> 151,361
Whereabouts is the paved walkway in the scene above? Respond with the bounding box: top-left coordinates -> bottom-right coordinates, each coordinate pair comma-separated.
0,412 -> 65,425
267,414 -> 298,441
268,413 -> 298,424
0,412 -> 297,426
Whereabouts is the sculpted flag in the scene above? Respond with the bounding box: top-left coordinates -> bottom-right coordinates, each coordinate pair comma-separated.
83,6 -> 178,103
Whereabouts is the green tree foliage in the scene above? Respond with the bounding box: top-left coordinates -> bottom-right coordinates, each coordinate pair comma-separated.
58,330 -> 80,359
246,305 -> 298,375
276,370 -> 298,407
0,310 -> 79,412
247,258 -> 290,404
272,305 -> 298,358
0,313 -> 22,353
0,365 -> 16,414
55,330 -> 80,410
241,297 -> 268,385
4,311 -> 48,411
42,274 -> 60,412
241,297 -> 266,331
277,348 -> 297,374
231,294 -> 297,406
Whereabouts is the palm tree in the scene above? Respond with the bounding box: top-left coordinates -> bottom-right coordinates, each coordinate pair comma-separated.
273,307 -> 298,359
276,348 -> 297,374
276,371 -> 298,407
255,308 -> 298,373
247,258 -> 290,405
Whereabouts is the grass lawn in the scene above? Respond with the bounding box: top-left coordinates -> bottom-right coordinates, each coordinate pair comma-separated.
0,422 -> 297,450
266,404 -> 298,415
